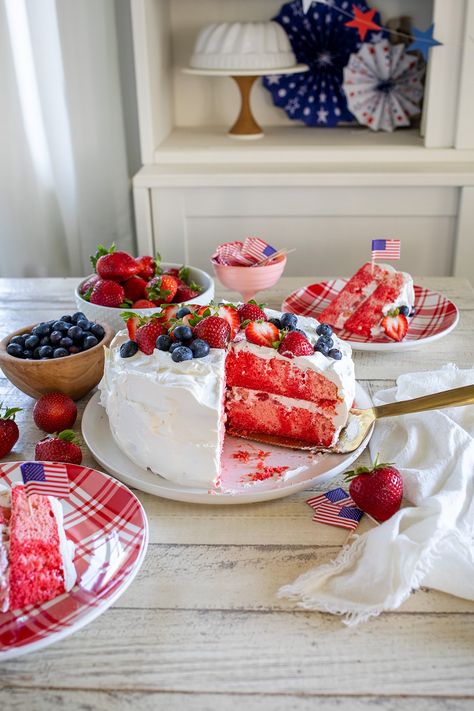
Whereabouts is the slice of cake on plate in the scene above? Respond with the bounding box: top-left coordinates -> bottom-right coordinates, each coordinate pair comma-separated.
99,304 -> 355,489
318,262 -> 415,340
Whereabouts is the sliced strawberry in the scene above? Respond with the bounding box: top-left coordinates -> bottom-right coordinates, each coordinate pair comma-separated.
245,321 -> 280,348
160,304 -> 181,328
194,316 -> 231,349
136,318 -> 167,355
216,305 -> 240,339
123,275 -> 147,302
126,315 -> 139,341
146,274 -> 178,304
237,301 -> 267,323
278,331 -> 313,358
132,299 -> 156,309
381,312 -> 408,342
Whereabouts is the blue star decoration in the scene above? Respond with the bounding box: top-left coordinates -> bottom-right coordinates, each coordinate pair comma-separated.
407,24 -> 442,61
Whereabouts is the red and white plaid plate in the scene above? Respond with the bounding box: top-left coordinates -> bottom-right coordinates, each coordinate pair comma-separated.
0,462 -> 148,660
283,281 -> 459,351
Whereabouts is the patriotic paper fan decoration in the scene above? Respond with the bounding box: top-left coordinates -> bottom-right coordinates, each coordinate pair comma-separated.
343,39 -> 425,132
263,0 -> 386,127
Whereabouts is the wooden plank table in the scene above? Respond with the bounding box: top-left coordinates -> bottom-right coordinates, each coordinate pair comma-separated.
1,276 -> 474,710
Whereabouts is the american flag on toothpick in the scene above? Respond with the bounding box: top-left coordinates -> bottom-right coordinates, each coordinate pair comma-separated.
20,462 -> 70,499
241,237 -> 278,263
371,239 -> 401,261
306,487 -> 363,531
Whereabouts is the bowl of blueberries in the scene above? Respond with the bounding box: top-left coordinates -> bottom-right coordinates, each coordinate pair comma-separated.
0,312 -> 114,400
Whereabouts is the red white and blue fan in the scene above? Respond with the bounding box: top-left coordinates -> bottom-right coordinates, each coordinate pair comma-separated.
263,0 -> 386,126
343,39 -> 425,131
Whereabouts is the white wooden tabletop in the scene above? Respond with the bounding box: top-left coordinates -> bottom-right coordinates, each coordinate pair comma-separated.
1,276 -> 474,711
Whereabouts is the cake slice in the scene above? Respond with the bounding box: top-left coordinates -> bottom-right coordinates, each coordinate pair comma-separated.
0,487 -> 10,613
319,262 -> 415,339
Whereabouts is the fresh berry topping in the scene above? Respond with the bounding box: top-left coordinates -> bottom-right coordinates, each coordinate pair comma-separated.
120,340 -> 139,358
345,457 -> 403,522
173,324 -> 193,342
314,341 -> 330,356
399,305 -> 410,317
194,316 -> 231,349
0,404 -> 22,457
132,299 -> 156,309
169,342 -> 183,353
280,313 -> 298,331
268,317 -> 282,329
96,250 -> 138,281
135,255 -> 157,280
126,316 -> 139,341
328,348 -> 342,360
237,301 -> 267,323
33,393 -> 77,433
171,346 -> 193,363
190,339 -> 210,358
173,284 -> 201,303
176,307 -> 191,319
136,318 -> 167,355
35,430 -> 82,465
156,334 -> 172,351
215,305 -> 240,339
316,323 -> 333,337
278,331 -> 313,358
146,274 -> 178,304
381,312 -> 408,342
160,304 -> 181,325
316,335 -> 334,350
245,321 -> 280,348
123,275 -> 147,302
90,279 -> 125,308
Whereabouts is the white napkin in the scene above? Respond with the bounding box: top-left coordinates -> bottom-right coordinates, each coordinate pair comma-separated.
279,364 -> 474,625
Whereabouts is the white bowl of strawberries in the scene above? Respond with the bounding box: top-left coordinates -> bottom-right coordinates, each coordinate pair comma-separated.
75,246 -> 214,332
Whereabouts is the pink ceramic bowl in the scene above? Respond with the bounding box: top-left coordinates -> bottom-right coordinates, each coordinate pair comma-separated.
212,256 -> 287,302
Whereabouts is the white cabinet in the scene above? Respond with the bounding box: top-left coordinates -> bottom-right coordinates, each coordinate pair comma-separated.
130,0 -> 474,280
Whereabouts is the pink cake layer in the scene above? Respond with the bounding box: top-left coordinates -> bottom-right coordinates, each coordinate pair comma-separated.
226,388 -> 336,447
8,486 -> 66,610
0,506 -> 9,612
319,262 -> 388,328
344,272 -> 405,336
225,350 -> 338,406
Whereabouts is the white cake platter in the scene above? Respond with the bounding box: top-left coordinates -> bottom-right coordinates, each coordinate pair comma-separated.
82,383 -> 372,505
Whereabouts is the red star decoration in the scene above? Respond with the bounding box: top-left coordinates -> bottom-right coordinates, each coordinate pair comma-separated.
345,6 -> 382,41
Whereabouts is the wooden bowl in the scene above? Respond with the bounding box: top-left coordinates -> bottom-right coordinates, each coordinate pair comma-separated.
0,323 -> 114,400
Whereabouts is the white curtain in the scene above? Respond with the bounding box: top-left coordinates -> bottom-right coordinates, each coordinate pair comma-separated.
0,0 -> 135,277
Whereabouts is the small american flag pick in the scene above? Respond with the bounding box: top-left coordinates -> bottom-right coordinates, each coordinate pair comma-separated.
306,488 -> 364,531
20,462 -> 70,499
241,237 -> 277,264
306,487 -> 353,509
371,239 -> 401,261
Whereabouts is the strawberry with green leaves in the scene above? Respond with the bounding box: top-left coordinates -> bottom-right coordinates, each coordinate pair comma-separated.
237,300 -> 267,323
123,275 -> 147,302
136,318 -> 167,355
0,404 -> 22,457
35,430 -> 82,465
92,243 -> 138,282
245,321 -> 280,348
135,255 -> 157,280
90,279 -> 125,308
194,316 -> 231,349
278,331 -> 313,358
146,274 -> 178,305
381,309 -> 408,342
345,455 -> 403,522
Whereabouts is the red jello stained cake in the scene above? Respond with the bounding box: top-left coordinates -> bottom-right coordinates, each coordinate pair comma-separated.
319,262 -> 415,341
100,303 -> 356,489
0,484 -> 76,611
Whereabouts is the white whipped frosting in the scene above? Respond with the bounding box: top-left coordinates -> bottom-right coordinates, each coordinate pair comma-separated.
99,307 -> 355,487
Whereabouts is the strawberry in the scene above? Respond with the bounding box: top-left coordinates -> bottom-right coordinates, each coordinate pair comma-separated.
136,318 -> 167,355
381,310 -> 409,342
173,284 -> 201,303
80,274 -> 100,298
278,331 -> 313,358
216,305 -> 240,339
160,304 -> 181,323
237,301 -> 267,323
345,457 -> 403,522
125,315 -> 139,341
194,316 -> 231,349
123,275 -> 147,302
132,299 -> 156,309
96,251 -> 138,282
135,255 -> 156,280
90,279 -> 125,308
35,430 -> 82,465
245,321 -> 280,348
0,404 -> 22,457
163,267 -> 180,277
146,275 -> 178,304
33,393 -> 77,433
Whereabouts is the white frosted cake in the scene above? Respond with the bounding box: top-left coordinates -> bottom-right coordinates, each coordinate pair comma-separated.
190,22 -> 296,71
99,306 -> 355,489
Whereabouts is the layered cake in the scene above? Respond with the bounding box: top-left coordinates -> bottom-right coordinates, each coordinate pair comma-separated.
99,304 -> 355,488
0,483 -> 76,611
319,262 -> 415,340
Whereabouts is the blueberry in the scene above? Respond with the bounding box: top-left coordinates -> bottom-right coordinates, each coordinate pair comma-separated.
32,347 -> 41,359
176,307 -> 191,319
38,345 -> 53,358
156,334 -> 172,351
169,342 -> 182,353
268,317 -> 282,329
39,336 -> 51,346
68,325 -> 83,341
328,348 -> 342,360
50,330 -> 63,345
280,313 -> 298,330
32,322 -> 51,337
24,335 -> 39,349
315,342 -> 330,356
77,318 -> 91,332
23,349 -> 33,359
317,335 -> 333,349
69,345 -> 81,354
316,323 -> 333,337
190,339 -> 210,358
53,348 -> 69,358
409,307 -> 416,317
7,343 -> 24,358
52,320 -> 69,333
61,315 -> 74,323
60,337 -> 73,348
399,305 -> 410,317
83,335 -> 98,350
10,335 -> 26,347
173,325 -> 193,342
72,312 -> 86,324
90,323 -> 105,340
120,340 -> 139,358
171,346 -> 193,362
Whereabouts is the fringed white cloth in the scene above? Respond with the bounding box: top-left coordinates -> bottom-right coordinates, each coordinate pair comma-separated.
279,364 -> 474,625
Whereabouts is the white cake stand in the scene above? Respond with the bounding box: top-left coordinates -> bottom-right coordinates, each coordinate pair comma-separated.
182,65 -> 309,139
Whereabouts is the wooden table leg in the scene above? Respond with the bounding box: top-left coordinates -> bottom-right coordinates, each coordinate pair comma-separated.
229,75 -> 263,139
